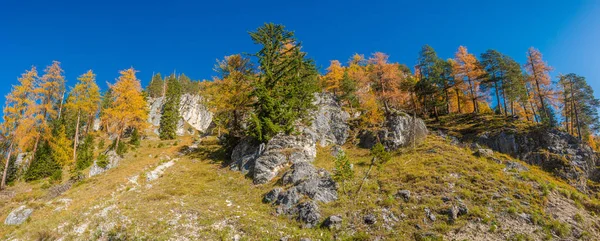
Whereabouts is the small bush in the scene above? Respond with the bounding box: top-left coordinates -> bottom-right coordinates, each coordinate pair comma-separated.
573,213 -> 583,223
98,139 -> 105,150
97,154 -> 109,168
50,169 -> 62,182
129,128 -> 141,147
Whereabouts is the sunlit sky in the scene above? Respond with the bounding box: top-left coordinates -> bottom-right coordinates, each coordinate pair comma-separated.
1,0 -> 600,107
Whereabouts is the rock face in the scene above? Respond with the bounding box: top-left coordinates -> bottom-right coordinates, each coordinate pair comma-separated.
15,152 -> 31,167
89,151 -> 121,177
231,131 -> 337,228
359,112 -> 428,150
305,93 -> 350,147
4,206 -> 33,225
147,94 -> 213,135
475,128 -> 599,191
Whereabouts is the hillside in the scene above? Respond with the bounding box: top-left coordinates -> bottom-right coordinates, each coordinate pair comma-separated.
2,123 -> 600,240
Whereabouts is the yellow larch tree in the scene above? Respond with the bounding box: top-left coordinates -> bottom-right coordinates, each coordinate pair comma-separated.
323,60 -> 344,95
103,68 -> 148,150
205,54 -> 254,138
66,70 -> 101,161
1,67 -> 38,189
31,61 -> 66,159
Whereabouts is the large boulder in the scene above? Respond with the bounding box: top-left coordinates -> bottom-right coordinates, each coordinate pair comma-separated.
147,94 -> 213,135
230,138 -> 264,175
89,150 -> 121,177
305,93 -> 350,147
296,201 -> 321,228
253,133 -> 316,184
359,112 -> 428,150
4,206 -> 33,225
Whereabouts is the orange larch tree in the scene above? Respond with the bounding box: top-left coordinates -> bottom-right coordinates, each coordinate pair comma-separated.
453,46 -> 486,113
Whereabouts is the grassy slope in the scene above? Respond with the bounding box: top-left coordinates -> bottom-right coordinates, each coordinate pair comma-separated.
1,131 -> 600,240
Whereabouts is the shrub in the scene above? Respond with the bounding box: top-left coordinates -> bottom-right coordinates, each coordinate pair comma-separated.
97,154 -> 109,168
25,142 -> 62,181
129,128 -> 141,147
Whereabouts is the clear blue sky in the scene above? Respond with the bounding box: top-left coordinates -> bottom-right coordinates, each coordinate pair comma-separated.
1,0 -> 600,103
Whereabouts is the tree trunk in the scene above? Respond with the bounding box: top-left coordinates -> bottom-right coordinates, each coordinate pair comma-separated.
356,157 -> 376,196
73,110 -> 81,162
1,142 -> 14,190
528,51 -> 548,119
444,88 -> 450,114
455,88 -> 462,114
467,77 -> 478,113
493,77 -> 502,115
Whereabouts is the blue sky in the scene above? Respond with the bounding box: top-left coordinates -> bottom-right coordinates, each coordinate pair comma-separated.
1,0 -> 600,105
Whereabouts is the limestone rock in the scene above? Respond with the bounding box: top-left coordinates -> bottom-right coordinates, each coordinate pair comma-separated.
395,190 -> 411,202
230,138 -> 264,175
474,148 -> 494,158
253,133 -> 316,184
305,93 -> 350,147
4,206 -> 33,225
359,111 -> 428,150
89,150 -> 121,177
147,94 -> 213,136
263,188 -> 282,204
296,201 -> 321,228
282,162 -> 317,185
323,215 -> 342,230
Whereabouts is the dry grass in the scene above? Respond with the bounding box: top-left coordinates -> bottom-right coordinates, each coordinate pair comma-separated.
1,132 -> 599,240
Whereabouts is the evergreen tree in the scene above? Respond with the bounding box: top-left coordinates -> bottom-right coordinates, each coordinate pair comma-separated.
130,128 -> 141,147
339,70 -> 359,110
75,134 -> 94,170
559,73 -> 600,140
25,141 -> 61,181
159,75 -> 182,140
248,23 -> 319,142
147,73 -> 164,98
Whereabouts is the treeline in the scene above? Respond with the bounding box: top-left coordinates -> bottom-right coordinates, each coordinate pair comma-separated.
0,64 -> 149,189
316,46 -> 600,143
203,33 -> 600,151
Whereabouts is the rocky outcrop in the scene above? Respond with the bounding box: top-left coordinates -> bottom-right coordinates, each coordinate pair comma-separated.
231,131 -> 337,228
89,151 -> 121,177
231,133 -> 316,184
4,206 -> 33,225
147,94 -> 213,136
305,93 -> 350,147
475,128 -> 598,191
359,111 -> 428,150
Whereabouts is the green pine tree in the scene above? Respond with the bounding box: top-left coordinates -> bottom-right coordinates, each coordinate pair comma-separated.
75,134 -> 95,171
147,73 -> 164,98
159,75 -> 182,140
248,23 -> 319,142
